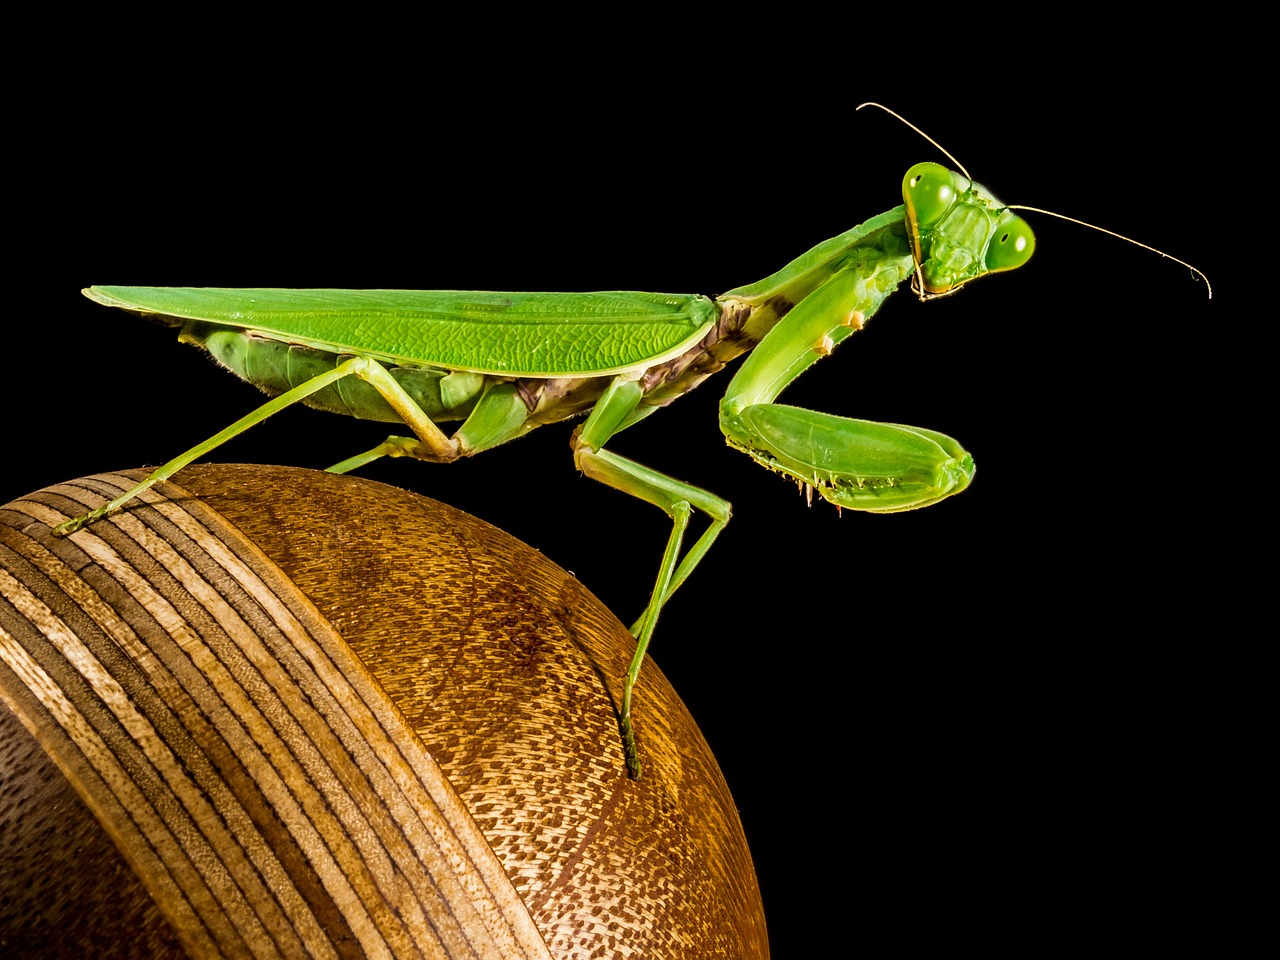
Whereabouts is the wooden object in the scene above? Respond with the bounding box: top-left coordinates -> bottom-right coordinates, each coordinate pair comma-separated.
0,464 -> 768,959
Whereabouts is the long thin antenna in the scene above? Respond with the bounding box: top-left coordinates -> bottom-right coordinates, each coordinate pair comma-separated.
1010,206 -> 1212,298
857,102 -> 1212,299
855,102 -> 970,179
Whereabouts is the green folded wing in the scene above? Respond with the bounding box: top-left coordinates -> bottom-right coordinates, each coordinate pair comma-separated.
83,287 -> 719,377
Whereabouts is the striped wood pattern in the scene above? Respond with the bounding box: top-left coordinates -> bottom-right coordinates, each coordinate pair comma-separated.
0,465 -> 768,958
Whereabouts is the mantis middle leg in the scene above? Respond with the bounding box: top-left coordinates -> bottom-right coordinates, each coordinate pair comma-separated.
571,377 -> 732,780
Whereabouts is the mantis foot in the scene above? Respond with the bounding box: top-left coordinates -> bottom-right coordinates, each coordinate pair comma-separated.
620,711 -> 642,780
53,506 -> 110,537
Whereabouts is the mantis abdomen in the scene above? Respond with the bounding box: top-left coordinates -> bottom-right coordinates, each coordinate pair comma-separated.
182,320 -> 484,424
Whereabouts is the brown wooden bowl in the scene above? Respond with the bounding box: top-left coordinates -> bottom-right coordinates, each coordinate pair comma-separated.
0,464 -> 768,959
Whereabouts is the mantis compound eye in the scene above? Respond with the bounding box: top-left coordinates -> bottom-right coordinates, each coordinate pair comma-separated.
984,213 -> 1036,272
902,162 -> 964,228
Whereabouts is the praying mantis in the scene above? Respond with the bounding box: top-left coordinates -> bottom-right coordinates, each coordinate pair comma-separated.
48,105 -> 1208,780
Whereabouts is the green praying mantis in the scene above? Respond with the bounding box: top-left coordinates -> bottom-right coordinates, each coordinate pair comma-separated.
54,105 -> 1208,779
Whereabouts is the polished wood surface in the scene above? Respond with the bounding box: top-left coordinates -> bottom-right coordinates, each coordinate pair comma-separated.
0,465 -> 767,958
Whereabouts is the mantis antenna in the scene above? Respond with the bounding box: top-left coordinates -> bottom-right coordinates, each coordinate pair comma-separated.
855,102 -> 972,179
1005,205 -> 1212,298
855,102 -> 1212,299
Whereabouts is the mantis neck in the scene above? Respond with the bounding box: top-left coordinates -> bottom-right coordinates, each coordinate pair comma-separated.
719,212 -> 914,412
596,208 -> 913,426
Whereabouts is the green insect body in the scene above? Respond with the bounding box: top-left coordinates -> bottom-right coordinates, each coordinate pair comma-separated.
64,161 -> 1034,778
165,288 -> 719,433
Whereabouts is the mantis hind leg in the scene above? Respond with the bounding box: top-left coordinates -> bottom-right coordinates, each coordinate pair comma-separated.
573,378 -> 732,779
53,357 -> 466,536
327,382 -> 534,473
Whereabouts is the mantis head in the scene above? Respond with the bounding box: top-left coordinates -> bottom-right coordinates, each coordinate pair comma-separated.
902,162 -> 1035,298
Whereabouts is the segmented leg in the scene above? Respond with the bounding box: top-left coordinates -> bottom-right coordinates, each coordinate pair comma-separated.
572,378 -> 731,779
51,358 -> 535,536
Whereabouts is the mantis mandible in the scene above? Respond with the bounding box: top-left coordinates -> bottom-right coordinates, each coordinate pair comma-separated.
54,106 -> 1205,779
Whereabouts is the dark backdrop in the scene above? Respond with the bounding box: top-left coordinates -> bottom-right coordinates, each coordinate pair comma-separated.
10,28 -> 1238,954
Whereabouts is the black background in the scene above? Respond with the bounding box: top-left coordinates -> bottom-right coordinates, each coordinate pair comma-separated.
11,24 -> 1242,954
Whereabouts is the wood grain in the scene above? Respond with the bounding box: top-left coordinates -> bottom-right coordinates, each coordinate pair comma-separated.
0,465 -> 768,959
